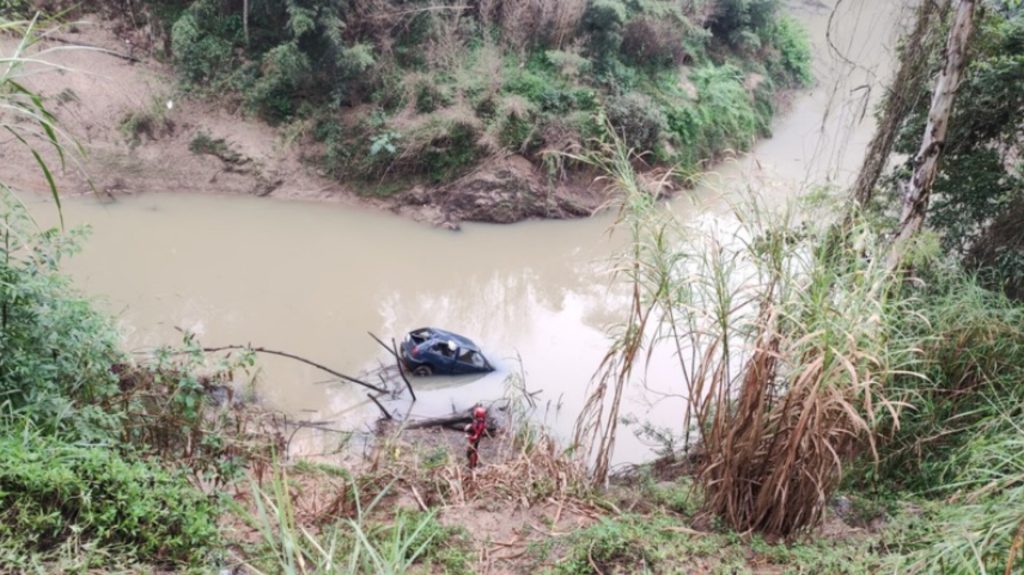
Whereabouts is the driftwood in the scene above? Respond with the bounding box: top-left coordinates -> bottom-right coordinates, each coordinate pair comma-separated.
200,345 -> 387,393
404,413 -> 498,433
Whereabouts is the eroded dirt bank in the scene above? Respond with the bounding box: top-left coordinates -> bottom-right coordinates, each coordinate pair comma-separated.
0,18 -> 609,229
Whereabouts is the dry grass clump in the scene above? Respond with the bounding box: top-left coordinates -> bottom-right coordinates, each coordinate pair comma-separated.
572,131 -> 911,535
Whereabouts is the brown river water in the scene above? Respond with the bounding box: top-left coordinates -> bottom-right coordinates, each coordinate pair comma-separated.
20,0 -> 908,465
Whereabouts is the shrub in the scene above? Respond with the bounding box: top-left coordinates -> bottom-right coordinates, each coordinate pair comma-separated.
544,49 -> 592,81
402,118 -> 484,183
0,434 -> 220,566
620,17 -> 688,68
682,64 -> 758,157
495,96 -> 539,151
170,8 -> 236,86
247,42 -> 312,122
414,78 -> 453,113
709,0 -> 778,50
582,0 -> 627,61
605,92 -> 666,153
0,202 -> 122,439
767,15 -> 812,87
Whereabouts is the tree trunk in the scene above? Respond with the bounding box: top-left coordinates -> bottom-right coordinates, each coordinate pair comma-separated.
243,0 -> 250,46
852,0 -> 949,207
887,0 -> 977,270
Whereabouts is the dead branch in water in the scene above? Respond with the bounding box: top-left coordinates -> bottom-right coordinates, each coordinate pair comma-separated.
391,337 -> 416,401
367,393 -> 393,420
199,345 -> 387,393
368,331 -> 417,401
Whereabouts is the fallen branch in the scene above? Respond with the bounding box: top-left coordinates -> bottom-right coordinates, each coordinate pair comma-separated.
404,412 -> 498,434
200,345 -> 387,393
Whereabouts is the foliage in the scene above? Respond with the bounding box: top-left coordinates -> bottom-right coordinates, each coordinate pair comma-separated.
868,273 -> 1024,491
620,17 -> 688,68
247,467 -> 472,574
605,92 -> 667,153
709,0 -> 778,51
886,7 -> 1024,298
0,202 -> 123,439
573,129 -> 913,535
144,0 -> 810,189
767,15 -> 812,87
664,64 -> 761,163
0,432 -> 220,567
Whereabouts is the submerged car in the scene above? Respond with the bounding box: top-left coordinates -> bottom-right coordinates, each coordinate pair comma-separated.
400,327 -> 494,376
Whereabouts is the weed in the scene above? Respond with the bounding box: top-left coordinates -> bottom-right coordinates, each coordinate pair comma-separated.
0,432 -> 220,568
120,100 -> 174,147
189,131 -> 248,165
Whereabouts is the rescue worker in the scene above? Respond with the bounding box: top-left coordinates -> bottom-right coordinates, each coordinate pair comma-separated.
465,406 -> 487,468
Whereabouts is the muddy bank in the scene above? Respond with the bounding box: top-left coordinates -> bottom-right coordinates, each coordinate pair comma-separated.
0,18 -> 618,228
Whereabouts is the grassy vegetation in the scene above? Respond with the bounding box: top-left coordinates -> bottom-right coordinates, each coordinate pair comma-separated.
75,0 -> 812,193
4,4 -> 1024,574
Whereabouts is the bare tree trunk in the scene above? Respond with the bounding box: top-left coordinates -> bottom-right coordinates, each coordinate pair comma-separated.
853,0 -> 949,207
243,0 -> 250,46
887,0 -> 977,270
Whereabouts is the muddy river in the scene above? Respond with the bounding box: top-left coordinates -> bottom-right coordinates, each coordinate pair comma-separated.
21,0 -> 907,465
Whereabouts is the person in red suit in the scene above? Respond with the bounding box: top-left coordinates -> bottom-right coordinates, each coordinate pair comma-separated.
465,406 -> 487,468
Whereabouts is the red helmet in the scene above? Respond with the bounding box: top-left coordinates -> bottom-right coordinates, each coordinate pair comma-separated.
473,406 -> 486,420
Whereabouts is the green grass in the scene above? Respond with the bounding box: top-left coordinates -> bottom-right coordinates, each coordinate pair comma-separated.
0,432 -> 221,569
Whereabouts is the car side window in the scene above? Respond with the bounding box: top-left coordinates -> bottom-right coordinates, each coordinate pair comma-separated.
458,350 -> 484,367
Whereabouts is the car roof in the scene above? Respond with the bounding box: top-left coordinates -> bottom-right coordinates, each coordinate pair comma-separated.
414,327 -> 483,352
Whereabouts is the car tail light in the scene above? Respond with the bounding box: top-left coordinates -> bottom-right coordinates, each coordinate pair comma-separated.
412,345 -> 421,357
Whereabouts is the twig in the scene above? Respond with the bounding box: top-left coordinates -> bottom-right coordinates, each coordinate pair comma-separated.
392,337 -> 416,401
41,34 -> 141,62
200,345 -> 387,393
368,331 -> 398,359
367,393 -> 393,420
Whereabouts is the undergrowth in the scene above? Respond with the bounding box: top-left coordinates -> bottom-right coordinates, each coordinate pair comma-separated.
78,0 -> 812,191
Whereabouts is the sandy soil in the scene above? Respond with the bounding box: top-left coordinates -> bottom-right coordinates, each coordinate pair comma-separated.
0,18 -> 370,208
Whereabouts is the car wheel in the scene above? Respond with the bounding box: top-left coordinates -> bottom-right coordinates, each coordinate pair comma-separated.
413,365 -> 432,377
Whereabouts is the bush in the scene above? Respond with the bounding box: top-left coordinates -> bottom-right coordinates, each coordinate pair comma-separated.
620,17 -> 688,68
582,0 -> 627,61
605,92 -> 666,153
170,8 -> 236,86
404,118 -> 484,183
678,65 -> 758,158
495,96 -> 539,151
414,78 -> 453,113
709,0 -> 777,49
247,42 -> 312,122
0,202 -> 122,439
767,15 -> 812,87
0,434 -> 220,566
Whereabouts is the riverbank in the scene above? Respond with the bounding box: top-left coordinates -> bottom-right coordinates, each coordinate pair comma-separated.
1,0 -> 810,229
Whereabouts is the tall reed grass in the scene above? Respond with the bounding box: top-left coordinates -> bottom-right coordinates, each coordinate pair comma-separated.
573,130 -> 913,534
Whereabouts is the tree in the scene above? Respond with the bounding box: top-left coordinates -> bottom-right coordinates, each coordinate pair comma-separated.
888,0 -> 979,269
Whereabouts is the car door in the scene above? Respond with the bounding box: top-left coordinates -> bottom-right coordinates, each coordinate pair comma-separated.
453,348 -> 483,374
431,341 -> 457,374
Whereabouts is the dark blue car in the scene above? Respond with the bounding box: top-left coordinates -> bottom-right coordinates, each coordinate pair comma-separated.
400,327 -> 494,376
